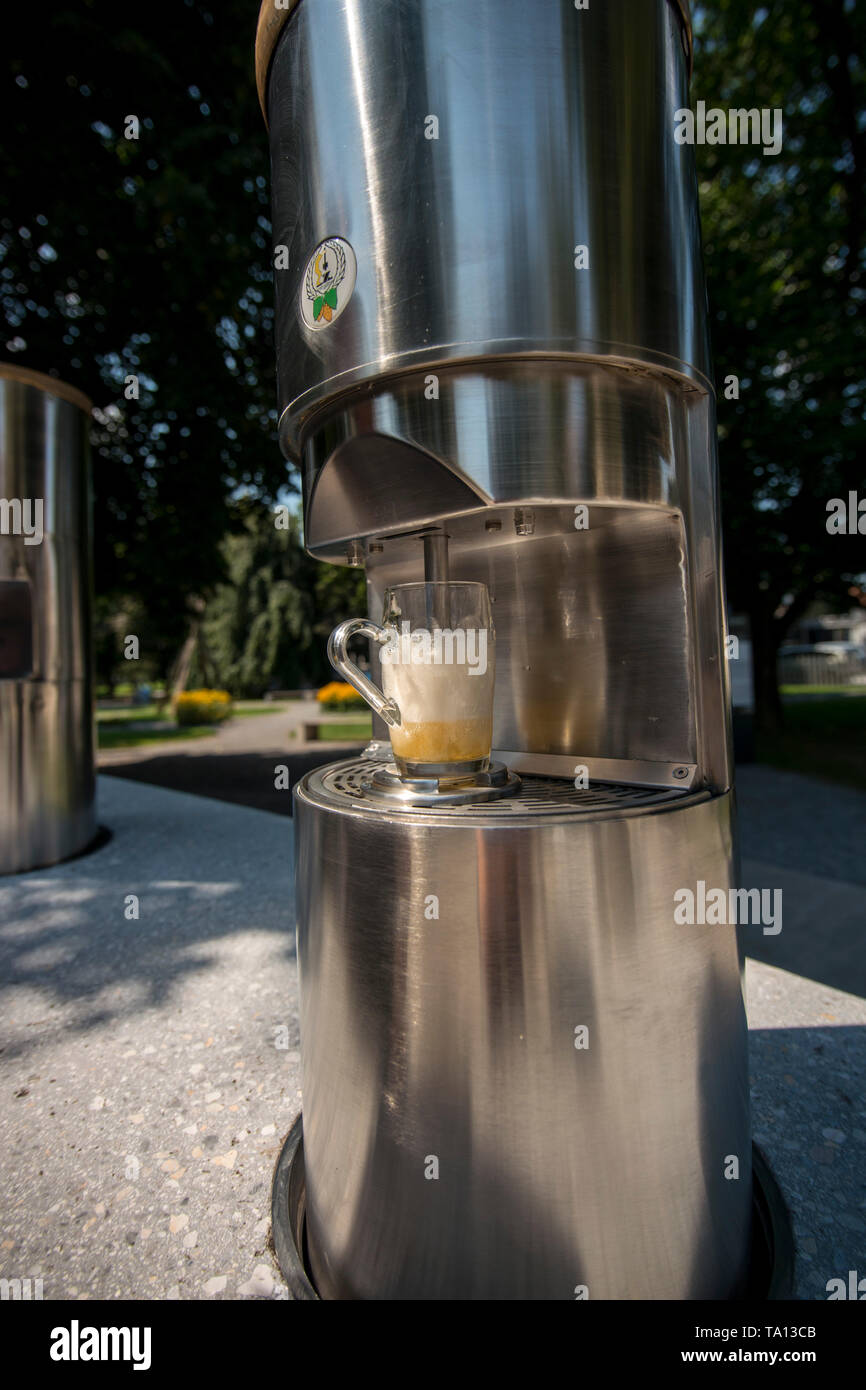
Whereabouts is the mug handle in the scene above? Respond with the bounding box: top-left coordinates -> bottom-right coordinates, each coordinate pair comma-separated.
327,620 -> 401,728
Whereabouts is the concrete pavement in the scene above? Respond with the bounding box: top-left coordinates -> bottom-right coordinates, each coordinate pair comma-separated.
0,778 -> 299,1301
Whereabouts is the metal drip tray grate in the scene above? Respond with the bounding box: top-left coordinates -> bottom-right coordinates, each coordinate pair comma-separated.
496,777 -> 685,812
308,758 -> 701,818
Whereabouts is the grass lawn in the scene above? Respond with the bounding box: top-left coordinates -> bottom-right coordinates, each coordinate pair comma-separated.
780,684 -> 866,696
232,702 -> 288,716
757,690 -> 866,791
97,703 -> 164,723
315,720 -> 373,741
96,702 -> 226,748
97,700 -> 286,723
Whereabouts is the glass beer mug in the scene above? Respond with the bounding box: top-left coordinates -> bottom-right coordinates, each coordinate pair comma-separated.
328,581 -> 495,779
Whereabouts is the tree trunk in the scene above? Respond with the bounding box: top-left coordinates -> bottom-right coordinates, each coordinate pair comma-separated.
169,628 -> 197,701
749,604 -> 784,735
168,598 -> 207,701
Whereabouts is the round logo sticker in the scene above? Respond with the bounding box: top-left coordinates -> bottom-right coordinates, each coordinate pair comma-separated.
300,237 -> 357,330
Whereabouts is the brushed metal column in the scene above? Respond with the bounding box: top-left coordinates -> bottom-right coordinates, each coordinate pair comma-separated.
0,365 -> 96,874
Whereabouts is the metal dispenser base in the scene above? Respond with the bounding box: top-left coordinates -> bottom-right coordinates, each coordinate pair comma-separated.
292,759 -> 753,1300
271,1117 -> 795,1301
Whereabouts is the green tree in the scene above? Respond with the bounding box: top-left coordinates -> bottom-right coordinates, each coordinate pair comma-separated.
694,0 -> 866,730
2,1 -> 286,664
196,504 -> 365,697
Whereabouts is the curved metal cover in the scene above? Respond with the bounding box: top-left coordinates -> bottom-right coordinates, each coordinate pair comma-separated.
255,0 -> 302,120
305,431 -> 489,549
0,362 -> 92,415
266,0 -> 708,447
255,0 -> 693,120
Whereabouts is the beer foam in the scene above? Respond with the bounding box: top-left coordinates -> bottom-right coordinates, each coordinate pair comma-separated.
381,653 -> 494,726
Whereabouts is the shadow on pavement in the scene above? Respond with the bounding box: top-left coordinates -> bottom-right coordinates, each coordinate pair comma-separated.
101,747 -> 364,816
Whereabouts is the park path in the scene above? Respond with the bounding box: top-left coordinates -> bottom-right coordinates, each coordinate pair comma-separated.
97,702 -> 322,768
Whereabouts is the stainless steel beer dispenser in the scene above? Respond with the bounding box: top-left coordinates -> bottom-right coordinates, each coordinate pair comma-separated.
0,366 -> 96,875
259,0 -> 752,1298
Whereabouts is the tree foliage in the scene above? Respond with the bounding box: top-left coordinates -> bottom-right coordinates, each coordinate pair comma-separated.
2,0 -> 285,661
693,0 -> 866,727
193,504 -> 366,697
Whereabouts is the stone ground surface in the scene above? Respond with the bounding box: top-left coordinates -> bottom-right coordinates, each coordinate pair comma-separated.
0,763 -> 863,1300
747,963 -> 866,1300
0,778 -> 300,1301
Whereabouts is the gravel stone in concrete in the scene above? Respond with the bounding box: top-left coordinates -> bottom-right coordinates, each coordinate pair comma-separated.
0,777 -> 299,1301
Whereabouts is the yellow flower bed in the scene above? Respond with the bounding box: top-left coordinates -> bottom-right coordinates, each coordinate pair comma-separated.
174,688 -> 233,726
316,681 -> 366,711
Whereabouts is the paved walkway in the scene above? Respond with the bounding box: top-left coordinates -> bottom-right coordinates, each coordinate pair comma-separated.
737,765 -> 866,998
736,763 -> 866,888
